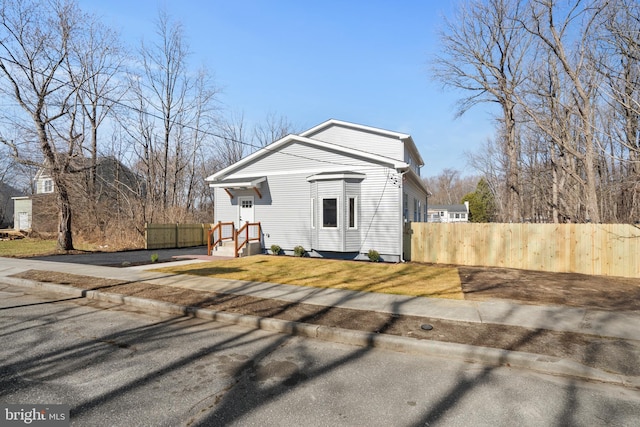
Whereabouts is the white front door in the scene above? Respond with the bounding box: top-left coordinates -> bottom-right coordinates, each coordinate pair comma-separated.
238,196 -> 254,225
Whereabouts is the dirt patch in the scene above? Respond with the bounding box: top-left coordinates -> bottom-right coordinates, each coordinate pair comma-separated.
460,267 -> 640,311
11,269 -> 640,377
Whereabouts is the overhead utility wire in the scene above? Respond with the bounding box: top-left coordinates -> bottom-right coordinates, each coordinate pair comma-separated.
0,54 -> 401,171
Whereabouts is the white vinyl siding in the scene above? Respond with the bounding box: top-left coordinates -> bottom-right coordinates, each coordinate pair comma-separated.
305,125 -> 403,162
210,124 -> 428,259
403,177 -> 428,224
230,140 -> 375,176
215,173 -> 312,251
354,167 -> 400,255
404,146 -> 422,176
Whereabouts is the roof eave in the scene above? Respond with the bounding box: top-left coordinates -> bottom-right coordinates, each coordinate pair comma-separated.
206,134 -> 411,182
300,119 -> 411,141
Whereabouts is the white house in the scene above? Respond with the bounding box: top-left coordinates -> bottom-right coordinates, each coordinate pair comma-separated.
205,119 -> 429,262
427,202 -> 470,223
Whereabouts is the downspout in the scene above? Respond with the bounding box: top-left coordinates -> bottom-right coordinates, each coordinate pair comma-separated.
397,166 -> 410,263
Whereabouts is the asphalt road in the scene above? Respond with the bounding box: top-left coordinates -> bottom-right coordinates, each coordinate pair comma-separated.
2,283 -> 639,427
30,246 -> 210,267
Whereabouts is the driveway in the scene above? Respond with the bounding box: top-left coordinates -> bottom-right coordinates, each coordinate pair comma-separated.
30,246 -> 212,267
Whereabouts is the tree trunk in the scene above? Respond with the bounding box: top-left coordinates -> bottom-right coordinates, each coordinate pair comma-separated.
504,101 -> 521,222
56,183 -> 74,251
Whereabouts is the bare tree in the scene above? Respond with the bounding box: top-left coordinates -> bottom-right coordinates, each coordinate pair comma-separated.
68,14 -> 126,207
253,112 -> 297,147
448,0 -> 640,224
424,168 -> 479,205
596,0 -> 640,222
0,0 -> 89,250
182,67 -> 220,215
123,8 -> 221,226
433,0 -> 532,222
518,0 -> 607,222
215,112 -> 249,168
466,137 -> 509,219
138,9 -> 191,220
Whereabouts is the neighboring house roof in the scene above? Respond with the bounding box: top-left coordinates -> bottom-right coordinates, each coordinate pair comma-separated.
0,182 -> 21,227
206,134 -> 411,183
429,204 -> 468,213
34,156 -> 140,190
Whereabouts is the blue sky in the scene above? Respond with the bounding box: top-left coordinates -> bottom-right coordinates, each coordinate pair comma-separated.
78,0 -> 497,177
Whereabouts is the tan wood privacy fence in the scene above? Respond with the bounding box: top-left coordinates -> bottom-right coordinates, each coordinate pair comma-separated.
145,223 -> 213,250
410,223 -> 640,278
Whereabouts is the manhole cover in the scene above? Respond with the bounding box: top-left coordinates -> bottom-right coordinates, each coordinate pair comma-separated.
420,324 -> 433,331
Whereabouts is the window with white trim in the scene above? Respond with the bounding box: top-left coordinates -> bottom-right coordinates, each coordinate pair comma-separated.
311,198 -> 316,229
322,198 -> 338,228
43,179 -> 53,193
348,197 -> 357,229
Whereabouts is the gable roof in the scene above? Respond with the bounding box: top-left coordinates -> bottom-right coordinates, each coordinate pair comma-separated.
206,134 -> 410,182
300,119 -> 424,167
429,204 -> 469,213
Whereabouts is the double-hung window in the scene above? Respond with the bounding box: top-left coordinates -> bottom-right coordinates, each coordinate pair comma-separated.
43,179 -> 53,193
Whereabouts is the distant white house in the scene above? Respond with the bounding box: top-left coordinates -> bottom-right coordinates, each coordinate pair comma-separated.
206,119 -> 430,262
427,202 -> 470,223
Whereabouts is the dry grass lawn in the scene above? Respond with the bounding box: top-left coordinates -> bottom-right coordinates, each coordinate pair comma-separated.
156,255 -> 464,299
0,238 -> 98,257
0,239 -> 59,257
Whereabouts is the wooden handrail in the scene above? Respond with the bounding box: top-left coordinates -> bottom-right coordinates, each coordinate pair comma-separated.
235,222 -> 261,257
207,221 -> 235,255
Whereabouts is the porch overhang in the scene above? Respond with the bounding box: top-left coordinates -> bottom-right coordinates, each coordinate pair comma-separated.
209,176 -> 266,199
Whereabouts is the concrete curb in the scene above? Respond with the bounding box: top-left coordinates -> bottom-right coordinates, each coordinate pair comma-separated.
4,277 -> 639,390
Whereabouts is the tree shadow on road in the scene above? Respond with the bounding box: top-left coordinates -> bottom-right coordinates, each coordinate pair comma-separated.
2,283 -> 637,426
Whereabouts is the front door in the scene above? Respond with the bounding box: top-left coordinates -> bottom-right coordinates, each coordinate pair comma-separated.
238,196 -> 254,225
